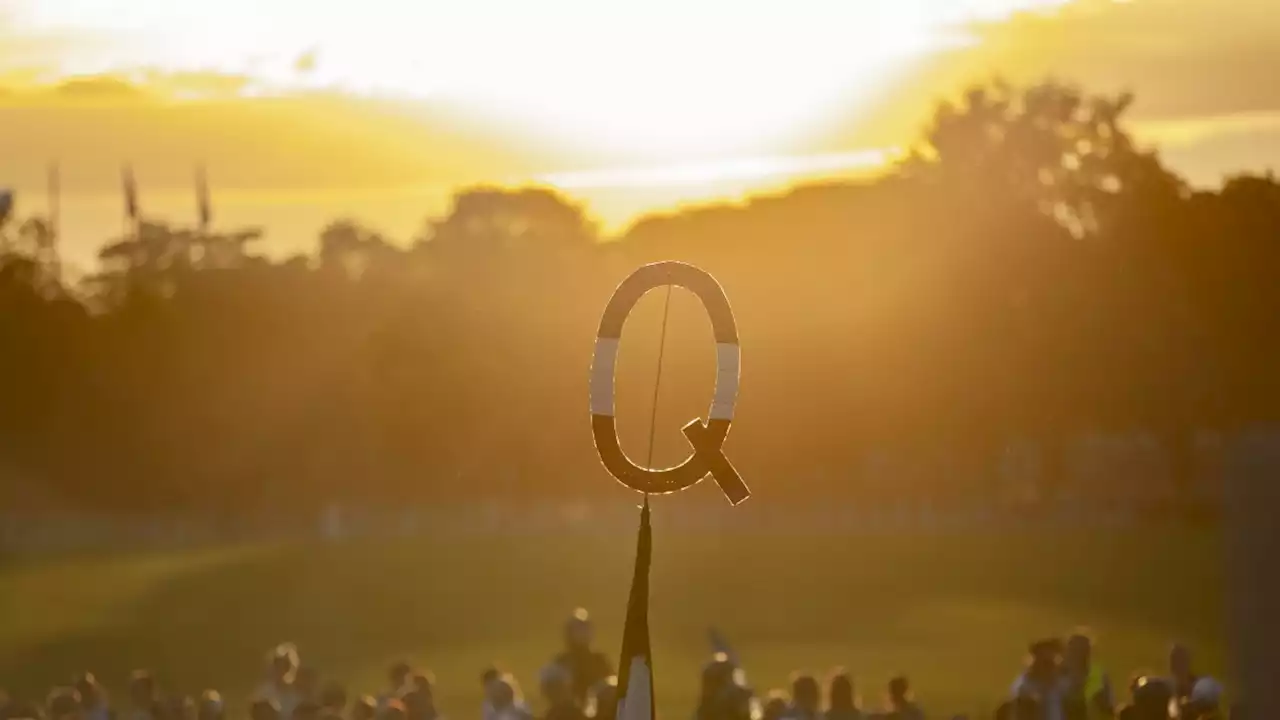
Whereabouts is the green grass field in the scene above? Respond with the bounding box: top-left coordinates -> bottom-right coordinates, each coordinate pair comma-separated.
0,524 -> 1226,719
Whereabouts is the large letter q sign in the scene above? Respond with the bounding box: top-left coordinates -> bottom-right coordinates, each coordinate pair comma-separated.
589,261 -> 750,505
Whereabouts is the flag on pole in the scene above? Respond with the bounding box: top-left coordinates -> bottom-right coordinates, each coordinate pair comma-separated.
47,161 -> 60,241
708,627 -> 739,667
0,188 -> 13,227
122,164 -> 138,221
196,164 -> 211,230
616,500 -> 655,720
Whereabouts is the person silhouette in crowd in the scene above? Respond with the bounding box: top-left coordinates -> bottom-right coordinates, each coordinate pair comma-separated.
587,677 -> 617,720
167,696 -> 195,720
540,664 -> 585,720
350,697 -> 376,720
295,670 -> 320,707
705,628 -> 759,718
74,674 -> 111,720
1016,697 -> 1043,720
787,674 -> 820,720
696,653 -> 753,720
480,668 -> 501,720
47,688 -> 83,720
401,673 -> 440,720
7,699 -> 45,720
994,697 -> 1042,720
1167,643 -> 1220,713
128,671 -> 159,720
196,692 -> 222,720
880,676 -> 923,720
553,609 -> 612,708
762,692 -> 790,720
824,670 -> 862,720
487,675 -> 531,720
320,684 -> 346,717
1167,645 -> 1193,702
249,697 -> 281,720
696,653 -> 735,720
292,700 -> 321,720
380,663 -> 414,713
1063,631 -> 1112,720
1116,675 -> 1172,720
409,676 -> 435,698
707,629 -> 736,664
257,644 -> 301,720
1177,677 -> 1223,720
1011,639 -> 1066,720
381,700 -> 407,720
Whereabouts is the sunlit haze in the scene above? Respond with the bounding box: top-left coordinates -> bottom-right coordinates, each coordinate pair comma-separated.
8,0 -> 1065,158
2,0 -> 1279,268
1,0 -> 1277,710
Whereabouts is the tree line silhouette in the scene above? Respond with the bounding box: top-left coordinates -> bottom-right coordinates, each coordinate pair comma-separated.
1,79 -> 1277,517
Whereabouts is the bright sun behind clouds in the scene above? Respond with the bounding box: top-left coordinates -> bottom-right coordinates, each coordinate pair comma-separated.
8,0 -> 1068,162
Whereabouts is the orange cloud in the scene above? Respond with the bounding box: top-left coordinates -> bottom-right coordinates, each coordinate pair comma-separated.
0,70 -> 563,194
806,0 -> 1280,181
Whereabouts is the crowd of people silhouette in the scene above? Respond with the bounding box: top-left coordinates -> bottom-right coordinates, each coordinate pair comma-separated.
0,611 -> 1231,720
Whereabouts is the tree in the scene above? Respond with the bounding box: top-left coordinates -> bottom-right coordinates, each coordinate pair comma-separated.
914,79 -> 1165,239
0,78 -> 1273,516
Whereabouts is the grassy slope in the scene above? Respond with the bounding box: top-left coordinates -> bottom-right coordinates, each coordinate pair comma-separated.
0,526 -> 1226,719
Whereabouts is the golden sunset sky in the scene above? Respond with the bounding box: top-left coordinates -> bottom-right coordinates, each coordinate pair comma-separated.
1,0 -> 1277,268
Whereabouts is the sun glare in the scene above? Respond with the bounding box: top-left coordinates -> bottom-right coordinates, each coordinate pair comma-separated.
8,0 -> 1070,163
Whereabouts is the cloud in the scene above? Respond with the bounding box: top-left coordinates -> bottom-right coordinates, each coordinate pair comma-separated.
807,0 -> 1280,180
0,71 -> 561,194
960,0 -> 1280,120
0,68 -> 268,100
539,150 -> 892,190
47,73 -> 149,98
0,9 -> 114,75
4,0 -> 1277,193
1134,112 -> 1280,149
1131,111 -> 1280,185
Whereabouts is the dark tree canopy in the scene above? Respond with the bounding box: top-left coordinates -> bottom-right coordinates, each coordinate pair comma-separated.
1,79 -> 1277,516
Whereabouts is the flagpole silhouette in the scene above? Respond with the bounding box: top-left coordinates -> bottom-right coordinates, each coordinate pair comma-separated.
47,161 -> 59,240
616,278 -> 674,720
196,164 -> 211,233
616,496 -> 654,720
47,161 -> 61,281
122,163 -> 139,241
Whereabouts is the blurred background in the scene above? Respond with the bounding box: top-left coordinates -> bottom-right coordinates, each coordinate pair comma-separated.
0,0 -> 1272,718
